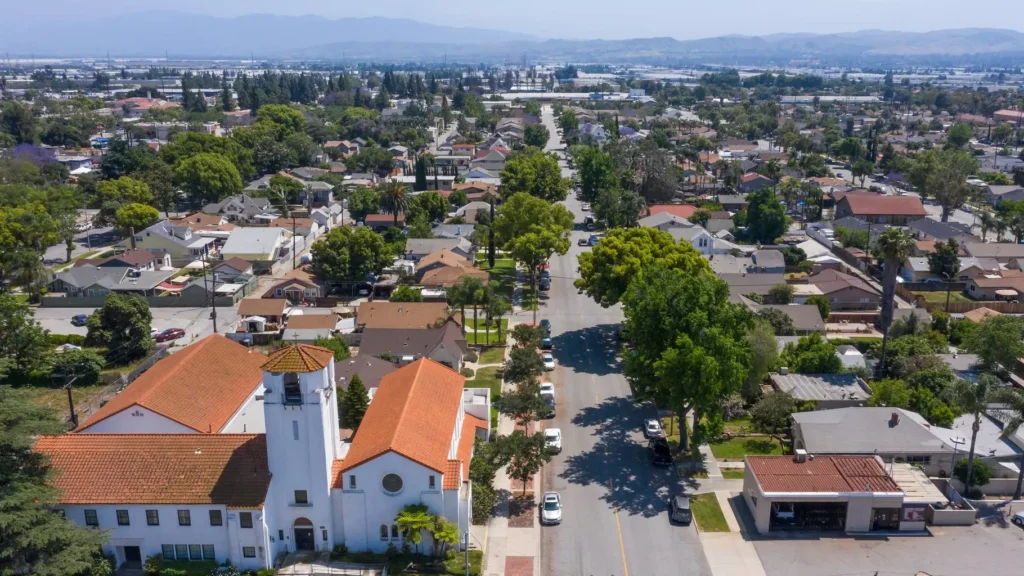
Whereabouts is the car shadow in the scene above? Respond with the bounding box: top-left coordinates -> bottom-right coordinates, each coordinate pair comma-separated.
560,396 -> 688,518
550,323 -> 622,377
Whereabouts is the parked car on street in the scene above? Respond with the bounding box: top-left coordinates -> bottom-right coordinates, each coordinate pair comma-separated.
578,237 -> 590,246
649,437 -> 672,466
541,336 -> 553,350
588,235 -> 601,246
670,495 -> 692,525
155,328 -> 185,342
643,418 -> 664,439
539,319 -> 551,334
71,314 -> 88,327
1013,511 -> 1024,527
539,277 -> 551,291
544,428 -> 562,453
541,492 -> 563,525
542,352 -> 555,371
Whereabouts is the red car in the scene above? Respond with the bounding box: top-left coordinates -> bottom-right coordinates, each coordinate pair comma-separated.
155,328 -> 185,342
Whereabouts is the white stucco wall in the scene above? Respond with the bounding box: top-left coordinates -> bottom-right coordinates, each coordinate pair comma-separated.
339,452 -> 446,553
59,503 -> 268,570
77,406 -> 196,434
220,384 -> 267,433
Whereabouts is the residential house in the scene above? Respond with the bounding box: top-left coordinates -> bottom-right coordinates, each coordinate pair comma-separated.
577,122 -> 608,144
907,218 -> 976,243
738,173 -> 774,193
965,270 -> 1024,300
717,273 -> 788,297
75,248 -> 171,271
420,265 -> 489,289
759,305 -> 825,334
716,194 -> 749,211
334,355 -> 399,395
221,227 -> 293,262
964,242 -> 1024,263
167,213 -> 235,234
751,250 -> 785,274
961,308 -> 1001,324
202,194 -> 276,224
432,224 -> 476,240
469,148 -> 510,174
637,211 -> 693,232
356,302 -> 455,331
262,266 -> 324,303
363,214 -> 405,230
447,182 -> 500,204
806,269 -> 881,310
212,257 -> 254,280
118,221 -> 217,266
37,345 -> 487,571
791,407 -> 953,477
901,257 -> 1000,282
49,267 -> 178,298
238,298 -> 287,324
834,195 -> 927,225
672,225 -> 752,256
405,238 -> 474,262
414,250 -> 471,278
454,201 -> 492,225
358,318 -> 468,371
269,218 -> 319,238
983,185 -> 1024,205
769,373 -> 871,409
282,313 -> 339,343
705,218 -> 734,236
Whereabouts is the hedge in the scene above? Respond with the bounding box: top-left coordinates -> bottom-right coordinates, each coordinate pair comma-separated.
48,333 -> 86,347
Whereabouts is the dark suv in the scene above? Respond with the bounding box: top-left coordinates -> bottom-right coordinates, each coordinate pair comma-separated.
649,438 -> 672,466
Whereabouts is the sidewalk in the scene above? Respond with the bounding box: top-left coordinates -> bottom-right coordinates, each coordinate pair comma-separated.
696,492 -> 767,576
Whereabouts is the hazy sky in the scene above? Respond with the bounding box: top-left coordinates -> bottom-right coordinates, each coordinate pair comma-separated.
8,0 -> 1024,39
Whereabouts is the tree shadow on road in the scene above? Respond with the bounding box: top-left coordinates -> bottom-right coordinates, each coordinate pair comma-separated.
550,323 -> 622,377
559,396 -> 691,518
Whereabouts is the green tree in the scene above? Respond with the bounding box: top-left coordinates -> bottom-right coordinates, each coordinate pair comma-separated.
114,203 -> 159,236
559,109 -> 579,133
781,333 -> 842,374
622,263 -> 752,455
524,124 -> 550,148
496,380 -> 547,427
427,515 -> 460,557
993,387 -> 1024,499
312,336 -> 350,361
504,347 -> 544,386
94,176 -> 152,227
311,226 -> 391,282
575,146 -> 617,203
690,209 -> 711,228
377,180 -> 409,227
347,187 -> 380,222
394,504 -> 432,553
750,391 -> 795,446
414,156 -> 429,191
961,313 -> 1024,373
927,238 -> 961,279
448,189 -> 469,208
499,429 -> 552,496
0,292 -> 51,379
6,248 -> 49,304
160,132 -> 254,179
908,149 -> 978,222
340,373 -> 370,433
85,293 -> 153,364
0,388 -> 112,576
510,323 -> 543,349
744,321 -> 778,402
174,152 -> 243,204
500,150 -> 569,203
592,187 -> 646,229
407,191 -> 450,223
255,104 -> 307,138
768,284 -> 794,304
390,285 -> 424,302
875,229 -> 915,375
52,206 -> 79,263
868,378 -> 912,409
953,457 -> 992,490
50,349 -> 106,386
852,159 -> 874,187
0,101 -> 37,144
944,374 -> 1000,493
806,295 -> 831,321
756,307 -> 796,336
139,160 -> 177,217
834,226 -> 870,250
576,227 -> 709,307
945,123 -> 974,149
744,188 -> 788,243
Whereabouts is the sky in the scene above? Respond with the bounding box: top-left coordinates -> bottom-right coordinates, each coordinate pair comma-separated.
6,0 -> 1024,40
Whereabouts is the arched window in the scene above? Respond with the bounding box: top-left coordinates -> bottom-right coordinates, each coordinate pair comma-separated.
284,373 -> 301,404
391,525 -> 399,540
380,524 -> 388,540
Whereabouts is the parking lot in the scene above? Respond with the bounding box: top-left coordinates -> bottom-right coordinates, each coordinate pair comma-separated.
752,504 -> 1024,576
34,305 -> 240,348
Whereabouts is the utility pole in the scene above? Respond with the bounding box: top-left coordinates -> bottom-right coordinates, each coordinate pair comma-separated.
63,376 -> 79,427
204,246 -> 218,333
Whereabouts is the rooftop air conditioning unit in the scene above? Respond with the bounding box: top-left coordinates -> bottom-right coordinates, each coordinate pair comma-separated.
779,366 -> 789,375
794,449 -> 808,463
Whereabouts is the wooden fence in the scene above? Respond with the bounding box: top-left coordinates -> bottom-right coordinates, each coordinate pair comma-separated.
896,283 -> 1024,313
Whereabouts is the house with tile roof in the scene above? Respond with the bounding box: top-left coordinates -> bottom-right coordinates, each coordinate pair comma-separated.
38,345 -> 489,571
834,194 -> 927,225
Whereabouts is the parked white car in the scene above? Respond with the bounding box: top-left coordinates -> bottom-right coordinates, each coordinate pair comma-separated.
539,382 -> 555,401
542,353 -> 555,371
544,428 -> 562,453
541,492 -> 563,525
644,418 -> 664,439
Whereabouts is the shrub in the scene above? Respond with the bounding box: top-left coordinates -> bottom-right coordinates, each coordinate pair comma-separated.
953,457 -> 992,488
330,544 -> 349,560
256,570 -> 276,576
47,333 -> 87,346
50,348 -> 106,386
472,483 -> 497,524
460,368 -> 475,377
464,350 -> 479,363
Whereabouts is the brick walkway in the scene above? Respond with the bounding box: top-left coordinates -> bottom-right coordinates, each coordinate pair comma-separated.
504,556 -> 534,576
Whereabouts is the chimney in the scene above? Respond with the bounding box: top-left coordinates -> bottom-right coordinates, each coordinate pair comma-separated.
129,227 -> 137,250
890,411 -> 900,427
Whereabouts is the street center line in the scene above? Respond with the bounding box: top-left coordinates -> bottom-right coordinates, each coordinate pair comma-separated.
613,502 -> 629,576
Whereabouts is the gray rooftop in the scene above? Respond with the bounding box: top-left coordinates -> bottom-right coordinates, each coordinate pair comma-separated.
752,249 -> 785,269
771,373 -> 870,402
405,238 -> 473,258
638,212 -> 691,228
907,218 -> 975,241
760,305 -> 825,332
334,355 -> 399,391
717,273 -> 787,295
793,407 -> 952,455
221,227 -> 288,256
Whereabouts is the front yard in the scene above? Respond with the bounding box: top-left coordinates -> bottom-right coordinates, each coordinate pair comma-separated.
478,258 -> 517,301
463,318 -> 509,346
709,436 -> 784,460
477,346 -> 507,365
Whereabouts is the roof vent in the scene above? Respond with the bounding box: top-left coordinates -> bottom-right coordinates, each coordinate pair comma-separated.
794,449 -> 807,463
779,366 -> 789,375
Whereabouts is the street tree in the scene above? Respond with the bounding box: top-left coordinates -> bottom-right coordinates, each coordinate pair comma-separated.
622,263 -> 752,456
576,227 -> 709,307
499,429 -> 552,496
496,380 -> 547,427
114,203 -> 159,236
524,124 -> 550,148
592,186 -> 646,229
510,323 -> 543,349
85,293 -> 153,364
0,388 -> 113,576
94,176 -> 152,226
575,146 -> 617,203
500,150 -> 569,203
750,391 -> 795,447
311,226 -> 391,283
504,346 -> 544,386
174,152 -> 243,204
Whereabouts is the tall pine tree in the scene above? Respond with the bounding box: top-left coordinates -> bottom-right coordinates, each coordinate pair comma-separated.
341,374 -> 370,435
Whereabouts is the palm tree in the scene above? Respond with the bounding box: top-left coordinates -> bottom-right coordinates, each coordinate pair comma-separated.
451,276 -> 484,343
270,185 -> 291,219
979,211 -> 994,242
944,374 -> 1000,495
761,159 -> 783,191
378,180 -> 409,227
996,215 -> 1008,242
875,228 -> 915,376
486,292 -> 511,345
994,387 -> 1024,499
9,249 -> 49,303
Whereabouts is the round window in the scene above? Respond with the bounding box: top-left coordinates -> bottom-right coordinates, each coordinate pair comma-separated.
382,473 -> 404,494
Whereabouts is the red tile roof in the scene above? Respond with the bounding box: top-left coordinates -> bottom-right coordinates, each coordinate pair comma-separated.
839,194 -> 926,217
747,455 -> 901,494
35,434 -> 271,507
76,335 -> 267,433
262,344 -> 335,373
444,413 -> 488,489
648,204 -> 697,219
337,359 -> 465,474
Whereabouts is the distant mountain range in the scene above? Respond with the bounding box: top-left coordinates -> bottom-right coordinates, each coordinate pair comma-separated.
3,13 -> 1024,66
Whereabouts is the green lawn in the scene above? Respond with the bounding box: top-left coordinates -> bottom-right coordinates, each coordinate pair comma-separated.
479,259 -> 517,300
22,383 -> 109,413
912,290 -> 972,304
466,366 -> 503,427
691,493 -> 730,533
723,416 -> 754,435
721,469 -> 746,480
709,437 -> 784,460
478,346 -> 507,365
50,249 -> 108,273
464,318 -> 509,346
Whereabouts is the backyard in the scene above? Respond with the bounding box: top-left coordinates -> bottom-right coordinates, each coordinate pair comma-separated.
911,290 -> 971,304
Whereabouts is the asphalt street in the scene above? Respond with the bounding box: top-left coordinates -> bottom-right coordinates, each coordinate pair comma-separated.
537,106 -> 712,576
